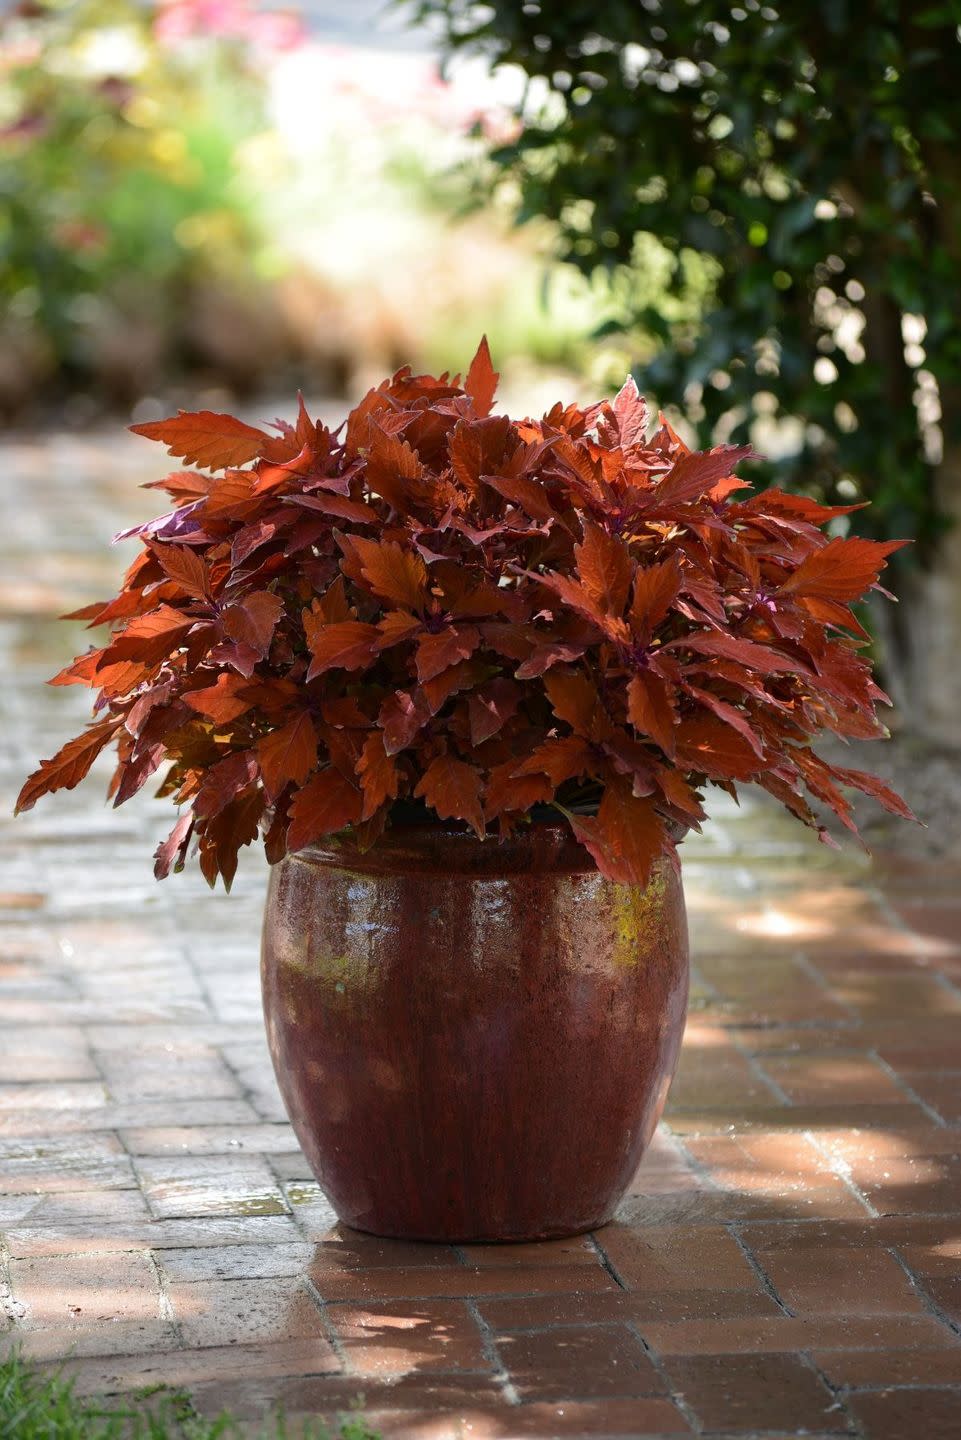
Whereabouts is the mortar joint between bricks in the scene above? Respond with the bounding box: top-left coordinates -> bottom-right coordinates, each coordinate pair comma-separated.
145,1248 -> 179,1334
802,1128 -> 880,1219
727,1222 -> 794,1318
82,1027 -> 111,1090
793,950 -> 861,1022
666,1128 -> 724,1194
587,1233 -> 628,1290
741,1050 -> 795,1107
888,1245 -> 961,1340
464,1297 -> 520,1406
303,1277 -> 352,1371
869,1050 -> 949,1127
704,1018 -> 799,1107
801,1347 -> 864,1440
623,1319 -> 703,1436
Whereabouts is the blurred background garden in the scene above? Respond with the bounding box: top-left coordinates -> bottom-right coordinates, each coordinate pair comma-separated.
3,0 -> 960,849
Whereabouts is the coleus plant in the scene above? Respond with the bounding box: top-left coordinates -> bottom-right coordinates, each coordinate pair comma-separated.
17,339 -> 914,888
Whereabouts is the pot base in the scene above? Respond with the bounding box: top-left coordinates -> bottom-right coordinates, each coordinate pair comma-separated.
339,1215 -> 613,1245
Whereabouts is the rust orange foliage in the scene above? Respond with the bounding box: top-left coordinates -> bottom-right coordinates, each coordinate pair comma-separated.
17,340 -> 914,888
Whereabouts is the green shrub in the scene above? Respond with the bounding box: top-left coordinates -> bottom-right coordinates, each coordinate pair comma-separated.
0,0 -> 283,406
406,1 -> 961,555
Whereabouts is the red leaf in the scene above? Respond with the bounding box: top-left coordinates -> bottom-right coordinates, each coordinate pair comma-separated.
16,720 -> 120,814
447,419 -> 492,494
630,559 -> 681,642
206,641 -> 259,678
792,749 -> 859,835
203,470 -> 258,518
345,387 -> 393,455
379,689 -> 433,754
422,658 -> 486,713
575,522 -> 633,618
199,786 -> 265,891
286,493 -> 379,525
485,762 -> 552,820
648,444 -> 754,510
100,605 -> 194,667
154,812 -> 194,879
95,658 -> 159,699
231,519 -> 280,567
349,537 -> 427,611
194,749 -> 259,820
481,470 -> 558,523
826,763 -> 918,822
151,544 -> 210,600
610,375 -> 648,449
669,631 -> 807,675
183,674 -> 252,724
49,651 -> 102,687
221,591 -> 283,659
415,625 -> 481,683
131,411 -> 268,470
377,610 -> 423,649
513,736 -> 594,786
738,489 -> 867,526
356,731 -> 401,819
364,431 -> 428,514
468,679 -> 521,746
314,576 -> 352,625
777,536 -> 908,603
627,673 -> 677,758
544,669 -> 604,737
121,682 -> 168,741
655,767 -> 707,825
305,619 -> 380,680
287,768 -> 363,851
685,685 -> 765,759
567,782 -> 670,887
675,715 -> 763,780
414,753 -> 485,837
514,641 -> 588,680
465,335 -> 499,418
257,712 -> 318,801
538,571 -> 608,631
142,470 -> 213,503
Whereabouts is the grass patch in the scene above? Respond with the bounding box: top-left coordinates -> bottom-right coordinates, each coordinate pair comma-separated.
0,1348 -> 380,1440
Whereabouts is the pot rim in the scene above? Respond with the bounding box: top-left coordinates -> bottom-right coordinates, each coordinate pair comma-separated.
289,813 -> 599,878
286,812 -> 684,880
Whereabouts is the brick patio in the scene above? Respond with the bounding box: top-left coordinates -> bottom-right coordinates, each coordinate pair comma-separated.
1,427 -> 960,1438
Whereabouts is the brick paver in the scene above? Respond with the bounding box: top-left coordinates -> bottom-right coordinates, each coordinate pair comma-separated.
0,427 -> 959,1437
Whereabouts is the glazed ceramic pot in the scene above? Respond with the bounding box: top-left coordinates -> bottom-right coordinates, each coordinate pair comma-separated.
261,820 -> 689,1242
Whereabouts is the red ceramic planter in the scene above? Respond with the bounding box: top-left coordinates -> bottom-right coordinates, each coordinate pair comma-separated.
261,820 -> 689,1242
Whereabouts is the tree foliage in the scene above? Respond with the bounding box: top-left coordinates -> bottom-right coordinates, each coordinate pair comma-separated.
406,0 -> 961,554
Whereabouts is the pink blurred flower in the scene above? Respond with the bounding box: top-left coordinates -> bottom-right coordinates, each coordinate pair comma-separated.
154,0 -> 305,53
0,111 -> 49,142
0,34 -> 43,72
52,218 -> 109,252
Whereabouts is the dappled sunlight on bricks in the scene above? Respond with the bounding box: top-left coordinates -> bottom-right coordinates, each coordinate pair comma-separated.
166,1276 -> 336,1351
327,1300 -> 489,1376
8,1251 -> 162,1328
1,431 -> 960,1434
494,1324 -> 665,1401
